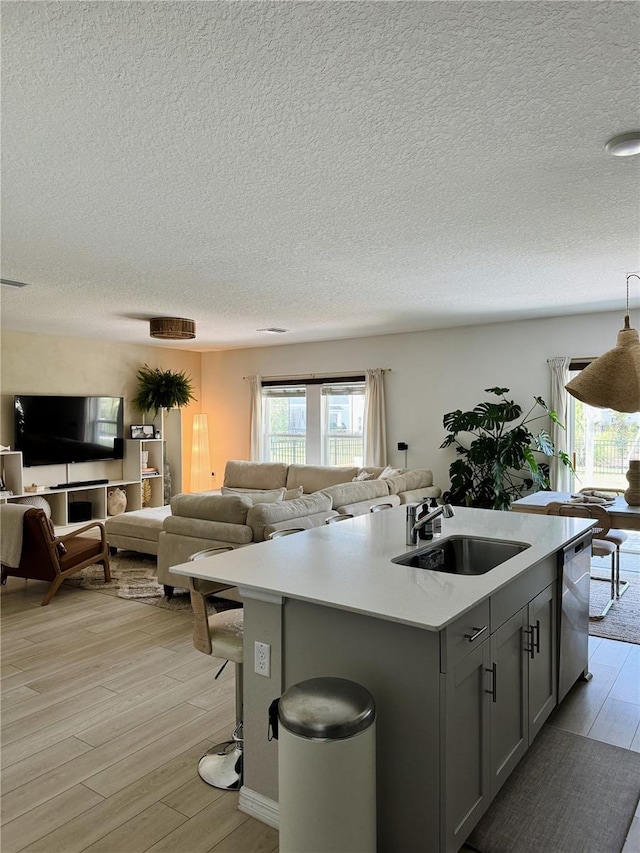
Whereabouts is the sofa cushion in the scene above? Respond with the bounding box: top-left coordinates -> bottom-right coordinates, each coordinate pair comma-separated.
170,493 -> 252,524
285,464 -> 360,493
224,460 -> 288,490
247,492 -> 333,542
221,486 -> 286,504
320,479 -> 390,510
163,515 -> 253,545
383,469 -> 435,495
338,494 -> 401,516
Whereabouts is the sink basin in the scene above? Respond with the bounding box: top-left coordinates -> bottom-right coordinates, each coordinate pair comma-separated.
391,536 -> 529,575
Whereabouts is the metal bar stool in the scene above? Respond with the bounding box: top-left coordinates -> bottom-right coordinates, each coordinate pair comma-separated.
370,503 -> 395,512
268,528 -> 306,539
325,514 -> 355,524
188,547 -> 244,789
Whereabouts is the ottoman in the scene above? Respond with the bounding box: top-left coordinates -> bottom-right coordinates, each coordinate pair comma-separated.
104,505 -> 172,556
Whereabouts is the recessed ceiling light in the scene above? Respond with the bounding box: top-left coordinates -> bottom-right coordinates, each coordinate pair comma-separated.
605,131 -> 640,157
257,327 -> 289,334
0,278 -> 31,288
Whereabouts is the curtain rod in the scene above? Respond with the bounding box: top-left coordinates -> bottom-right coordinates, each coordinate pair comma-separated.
242,369 -> 391,380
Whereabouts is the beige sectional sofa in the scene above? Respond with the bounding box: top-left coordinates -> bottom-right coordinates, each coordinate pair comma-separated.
155,460 -> 441,594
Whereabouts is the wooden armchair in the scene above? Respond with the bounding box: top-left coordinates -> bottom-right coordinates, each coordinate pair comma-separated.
0,508 -> 110,606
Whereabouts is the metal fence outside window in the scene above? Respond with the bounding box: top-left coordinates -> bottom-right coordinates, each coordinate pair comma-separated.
574,438 -> 640,476
266,435 -> 364,465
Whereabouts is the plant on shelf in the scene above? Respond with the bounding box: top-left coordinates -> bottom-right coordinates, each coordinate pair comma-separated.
132,364 -> 196,416
440,387 -> 573,510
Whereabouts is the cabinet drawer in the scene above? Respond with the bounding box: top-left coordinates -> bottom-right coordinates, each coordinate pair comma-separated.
440,600 -> 491,673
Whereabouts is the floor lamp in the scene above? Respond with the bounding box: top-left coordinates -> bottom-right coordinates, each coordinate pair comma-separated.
191,414 -> 212,492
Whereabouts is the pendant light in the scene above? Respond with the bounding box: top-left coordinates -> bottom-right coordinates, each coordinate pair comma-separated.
565,274 -> 640,413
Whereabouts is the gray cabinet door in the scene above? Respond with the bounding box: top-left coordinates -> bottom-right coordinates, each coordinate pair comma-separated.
489,607 -> 528,799
528,582 -> 557,741
442,640 -> 491,853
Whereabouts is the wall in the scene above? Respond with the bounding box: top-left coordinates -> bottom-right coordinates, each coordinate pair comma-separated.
0,330 -> 202,489
201,309 -> 630,492
2,309 -> 630,494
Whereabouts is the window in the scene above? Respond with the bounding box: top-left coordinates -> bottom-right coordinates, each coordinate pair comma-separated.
262,379 -> 365,465
568,370 -> 640,490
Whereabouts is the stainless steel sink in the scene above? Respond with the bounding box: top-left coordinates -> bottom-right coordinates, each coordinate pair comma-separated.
391,536 -> 529,575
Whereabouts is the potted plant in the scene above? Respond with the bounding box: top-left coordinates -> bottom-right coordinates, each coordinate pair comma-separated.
132,364 -> 196,416
440,387 -> 573,510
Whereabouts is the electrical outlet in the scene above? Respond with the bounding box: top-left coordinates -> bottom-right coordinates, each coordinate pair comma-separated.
254,641 -> 271,677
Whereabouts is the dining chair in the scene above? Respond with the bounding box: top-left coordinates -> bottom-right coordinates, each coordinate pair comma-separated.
544,502 -> 617,618
578,489 -> 629,599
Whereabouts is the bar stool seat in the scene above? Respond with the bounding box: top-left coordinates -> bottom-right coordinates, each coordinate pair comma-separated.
187,547 -> 244,790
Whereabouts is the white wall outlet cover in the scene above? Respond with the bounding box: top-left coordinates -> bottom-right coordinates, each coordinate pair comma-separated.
254,641 -> 271,677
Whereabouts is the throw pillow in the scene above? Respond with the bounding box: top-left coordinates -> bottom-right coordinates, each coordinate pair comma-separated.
378,465 -> 402,480
284,486 -> 304,500
221,486 -> 286,504
352,471 -> 374,482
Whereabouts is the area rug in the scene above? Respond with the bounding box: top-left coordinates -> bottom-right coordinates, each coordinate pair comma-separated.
65,551 -> 240,613
589,552 -> 640,644
466,725 -> 640,853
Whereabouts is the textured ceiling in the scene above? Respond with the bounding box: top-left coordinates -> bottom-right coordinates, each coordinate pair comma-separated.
1,1 -> 639,351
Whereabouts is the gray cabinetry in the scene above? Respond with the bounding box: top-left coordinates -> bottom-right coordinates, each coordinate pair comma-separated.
441,564 -> 557,852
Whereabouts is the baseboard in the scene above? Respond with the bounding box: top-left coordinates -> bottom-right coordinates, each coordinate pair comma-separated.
238,786 -> 279,829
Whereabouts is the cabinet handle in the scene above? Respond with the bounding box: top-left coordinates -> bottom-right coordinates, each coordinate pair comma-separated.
464,625 -> 488,643
485,663 -> 497,703
534,619 -> 541,655
526,626 -> 535,659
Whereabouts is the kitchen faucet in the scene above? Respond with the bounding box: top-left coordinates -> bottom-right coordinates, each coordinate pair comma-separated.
406,502 -> 455,546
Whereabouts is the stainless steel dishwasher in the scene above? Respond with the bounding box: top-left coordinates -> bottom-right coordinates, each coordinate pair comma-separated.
557,530 -> 593,704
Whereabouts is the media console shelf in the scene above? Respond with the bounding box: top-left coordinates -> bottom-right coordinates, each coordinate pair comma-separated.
1,434 -> 179,529
1,410 -> 183,530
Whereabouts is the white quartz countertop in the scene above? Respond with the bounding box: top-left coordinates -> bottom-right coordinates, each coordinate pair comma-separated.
171,506 -> 593,631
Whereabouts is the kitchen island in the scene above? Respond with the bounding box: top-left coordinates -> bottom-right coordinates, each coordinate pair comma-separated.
172,505 -> 593,853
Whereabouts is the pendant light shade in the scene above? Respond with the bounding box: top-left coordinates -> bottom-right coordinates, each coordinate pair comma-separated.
565,275 -> 640,413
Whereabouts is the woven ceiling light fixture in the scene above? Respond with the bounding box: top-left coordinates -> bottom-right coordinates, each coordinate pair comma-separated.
149,317 -> 196,340
565,274 -> 640,413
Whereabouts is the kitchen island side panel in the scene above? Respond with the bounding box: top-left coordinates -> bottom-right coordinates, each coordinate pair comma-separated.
283,598 -> 442,853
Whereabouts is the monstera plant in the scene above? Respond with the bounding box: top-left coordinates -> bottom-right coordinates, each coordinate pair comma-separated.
440,387 -> 573,510
132,364 -> 196,416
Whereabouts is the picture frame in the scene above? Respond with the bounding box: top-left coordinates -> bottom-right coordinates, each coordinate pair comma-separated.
130,425 -> 144,439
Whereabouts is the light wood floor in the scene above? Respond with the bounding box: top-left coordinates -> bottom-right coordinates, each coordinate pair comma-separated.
1,577 -> 279,853
3,577 -> 639,853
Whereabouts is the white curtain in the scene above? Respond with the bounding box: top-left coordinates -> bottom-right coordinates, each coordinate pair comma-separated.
248,375 -> 262,461
548,357 -> 571,491
363,368 -> 387,467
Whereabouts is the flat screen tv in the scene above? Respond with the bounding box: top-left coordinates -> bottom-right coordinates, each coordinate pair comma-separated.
14,395 -> 124,467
